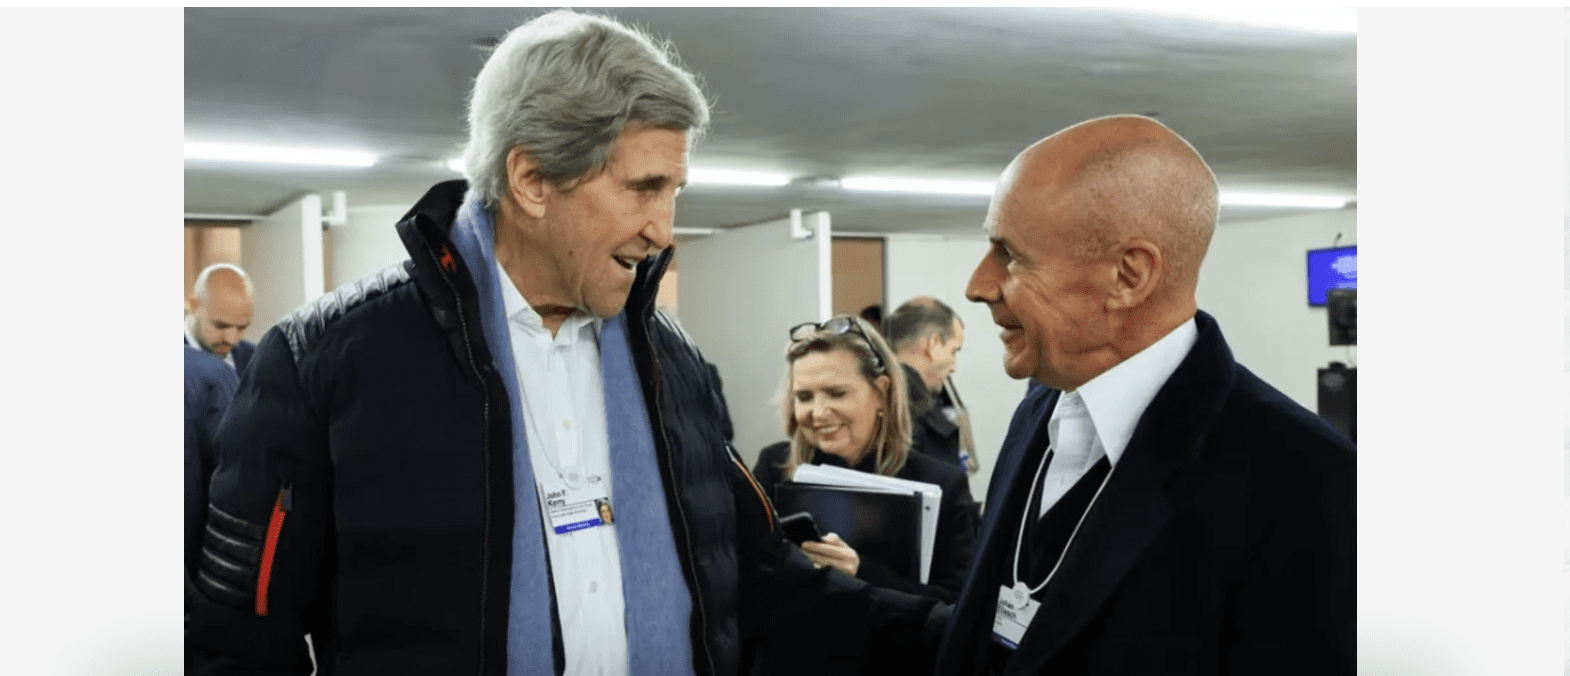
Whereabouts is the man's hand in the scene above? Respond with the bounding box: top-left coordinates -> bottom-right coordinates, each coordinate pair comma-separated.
800,533 -> 860,578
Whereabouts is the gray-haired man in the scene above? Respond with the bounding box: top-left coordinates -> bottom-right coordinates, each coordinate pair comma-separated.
885,296 -> 978,474
187,11 -> 932,676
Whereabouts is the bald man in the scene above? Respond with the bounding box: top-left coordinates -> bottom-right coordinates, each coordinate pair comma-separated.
931,116 -> 1354,675
184,263 -> 257,376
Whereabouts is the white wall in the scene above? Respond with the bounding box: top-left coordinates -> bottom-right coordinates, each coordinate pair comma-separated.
242,194 -> 324,339
331,204 -> 415,290
1196,208 -> 1358,410
676,212 -> 832,467
884,235 -> 1022,503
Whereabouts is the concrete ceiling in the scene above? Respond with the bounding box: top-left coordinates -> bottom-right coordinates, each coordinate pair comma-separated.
184,7 -> 1356,236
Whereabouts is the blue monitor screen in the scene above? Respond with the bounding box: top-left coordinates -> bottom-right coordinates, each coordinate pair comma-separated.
1307,246 -> 1356,306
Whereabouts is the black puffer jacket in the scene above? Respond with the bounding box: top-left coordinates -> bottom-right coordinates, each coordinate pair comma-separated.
186,181 -> 934,676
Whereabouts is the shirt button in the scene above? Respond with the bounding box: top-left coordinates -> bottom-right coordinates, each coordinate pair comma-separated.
562,419 -> 573,430
589,581 -> 598,593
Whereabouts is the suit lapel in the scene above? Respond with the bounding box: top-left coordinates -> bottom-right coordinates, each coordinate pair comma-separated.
233,341 -> 252,377
1006,441 -> 1175,673
935,387 -> 1058,673
1006,311 -> 1239,674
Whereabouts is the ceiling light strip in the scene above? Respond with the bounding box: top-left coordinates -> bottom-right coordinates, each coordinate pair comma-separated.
840,176 -> 997,196
185,142 -> 378,168
1116,8 -> 1356,34
686,168 -> 792,187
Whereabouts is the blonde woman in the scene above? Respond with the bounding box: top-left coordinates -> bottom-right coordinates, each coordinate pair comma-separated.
752,316 -> 979,603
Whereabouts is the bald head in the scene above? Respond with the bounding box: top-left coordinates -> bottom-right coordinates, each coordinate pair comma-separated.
187,264 -> 255,358
967,115 -> 1218,389
200,266 -> 250,300
1007,115 -> 1218,291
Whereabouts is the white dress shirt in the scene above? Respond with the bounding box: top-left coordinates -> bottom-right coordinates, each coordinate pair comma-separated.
1038,317 -> 1198,517
498,262 -> 628,676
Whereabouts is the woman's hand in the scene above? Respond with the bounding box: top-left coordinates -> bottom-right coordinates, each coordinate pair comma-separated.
800,533 -> 860,577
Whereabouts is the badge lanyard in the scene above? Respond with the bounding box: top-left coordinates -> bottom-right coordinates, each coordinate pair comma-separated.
993,440 -> 1119,650
1011,441 -> 1117,595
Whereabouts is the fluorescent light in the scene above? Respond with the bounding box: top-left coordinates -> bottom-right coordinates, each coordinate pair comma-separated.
185,142 -> 378,168
839,177 -> 1347,207
1118,8 -> 1356,34
686,168 -> 792,187
438,160 -> 788,184
840,176 -> 997,196
1220,191 -> 1350,209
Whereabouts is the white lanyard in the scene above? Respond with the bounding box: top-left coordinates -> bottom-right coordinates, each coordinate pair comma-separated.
1010,442 -> 1116,595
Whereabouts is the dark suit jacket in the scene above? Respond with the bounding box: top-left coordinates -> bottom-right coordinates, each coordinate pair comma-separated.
230,339 -> 256,377
182,334 -> 257,379
932,310 -> 1354,676
185,345 -> 239,586
753,442 -> 980,604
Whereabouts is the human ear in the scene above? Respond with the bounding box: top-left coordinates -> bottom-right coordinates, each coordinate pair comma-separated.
874,374 -> 890,396
1107,238 -> 1162,310
925,333 -> 943,359
506,147 -> 549,219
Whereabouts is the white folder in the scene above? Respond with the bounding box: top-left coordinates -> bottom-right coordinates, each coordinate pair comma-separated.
790,463 -> 942,584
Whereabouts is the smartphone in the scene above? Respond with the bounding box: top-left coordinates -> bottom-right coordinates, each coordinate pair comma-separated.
778,512 -> 824,546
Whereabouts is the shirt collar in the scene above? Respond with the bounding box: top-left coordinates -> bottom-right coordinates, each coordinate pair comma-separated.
184,320 -> 201,352
1071,317 -> 1198,466
184,318 -> 236,370
495,260 -> 602,340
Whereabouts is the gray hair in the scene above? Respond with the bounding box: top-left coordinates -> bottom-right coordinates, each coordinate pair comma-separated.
461,10 -> 711,207
884,297 -> 960,352
192,263 -> 253,302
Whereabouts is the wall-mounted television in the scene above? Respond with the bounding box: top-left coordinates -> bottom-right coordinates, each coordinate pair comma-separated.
1307,245 -> 1356,307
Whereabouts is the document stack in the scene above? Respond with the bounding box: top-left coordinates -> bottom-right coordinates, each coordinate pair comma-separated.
778,464 -> 942,584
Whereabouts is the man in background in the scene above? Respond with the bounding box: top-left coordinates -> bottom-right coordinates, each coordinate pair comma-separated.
935,114 -> 1354,675
858,303 -> 883,335
184,263 -> 256,376
185,344 -> 237,633
884,296 -> 978,473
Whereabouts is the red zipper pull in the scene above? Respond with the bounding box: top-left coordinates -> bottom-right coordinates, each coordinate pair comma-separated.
257,484 -> 291,616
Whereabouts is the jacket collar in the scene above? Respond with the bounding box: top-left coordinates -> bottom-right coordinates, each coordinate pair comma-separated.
902,362 -> 958,437
393,180 -> 671,323
901,362 -> 934,410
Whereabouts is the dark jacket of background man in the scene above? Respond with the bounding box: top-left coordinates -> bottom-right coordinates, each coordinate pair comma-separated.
182,336 -> 256,377
185,345 -> 238,603
185,181 -> 934,676
901,362 -> 961,467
